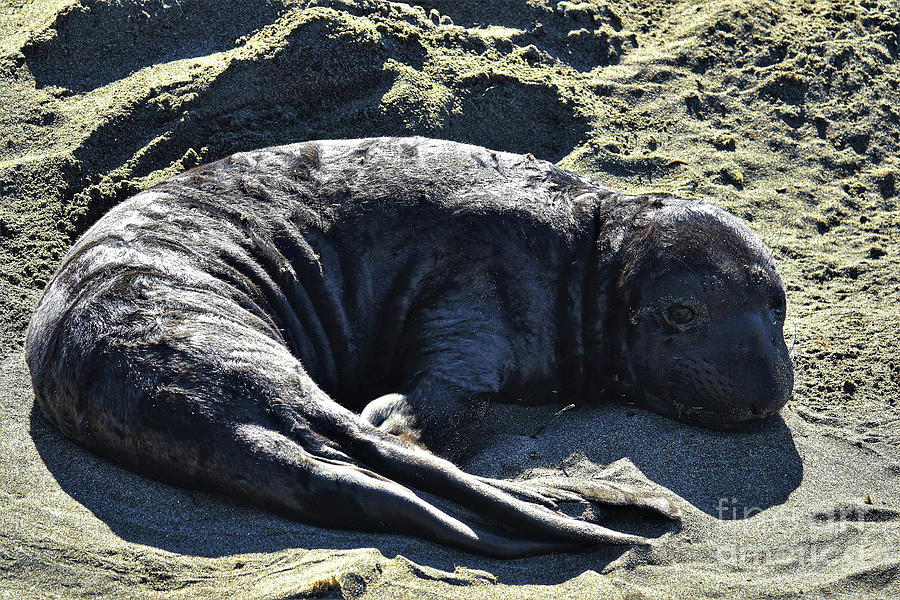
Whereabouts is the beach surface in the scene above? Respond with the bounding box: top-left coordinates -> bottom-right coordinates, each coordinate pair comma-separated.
1,1 -> 898,598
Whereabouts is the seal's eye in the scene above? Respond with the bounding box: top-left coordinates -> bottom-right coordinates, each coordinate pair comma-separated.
666,305 -> 695,325
770,294 -> 786,322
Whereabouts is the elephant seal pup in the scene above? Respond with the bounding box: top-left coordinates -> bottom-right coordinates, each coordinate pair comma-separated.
26,137 -> 792,557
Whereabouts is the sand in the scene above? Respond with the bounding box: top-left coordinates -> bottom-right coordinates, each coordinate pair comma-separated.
1,0 -> 898,598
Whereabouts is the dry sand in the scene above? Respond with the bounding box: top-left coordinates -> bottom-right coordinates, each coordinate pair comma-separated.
1,1 -> 898,598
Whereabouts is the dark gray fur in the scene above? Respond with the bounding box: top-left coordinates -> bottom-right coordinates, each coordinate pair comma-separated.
25,137 -> 792,557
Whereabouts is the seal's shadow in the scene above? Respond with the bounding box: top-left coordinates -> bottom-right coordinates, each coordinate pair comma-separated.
31,399 -> 801,586
470,401 -> 803,519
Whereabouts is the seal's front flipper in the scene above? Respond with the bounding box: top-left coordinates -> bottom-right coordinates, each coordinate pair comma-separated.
361,393 -> 422,446
361,381 -> 489,462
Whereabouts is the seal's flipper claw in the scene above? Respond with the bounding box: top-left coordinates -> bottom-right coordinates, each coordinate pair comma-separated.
641,494 -> 682,520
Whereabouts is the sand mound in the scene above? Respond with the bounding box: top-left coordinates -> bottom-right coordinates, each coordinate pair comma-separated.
1,1 -> 898,598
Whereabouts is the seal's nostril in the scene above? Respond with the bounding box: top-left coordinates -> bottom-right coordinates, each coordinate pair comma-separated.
751,403 -> 762,416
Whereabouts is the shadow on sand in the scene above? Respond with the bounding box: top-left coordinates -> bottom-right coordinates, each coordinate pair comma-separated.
31,398 -> 801,586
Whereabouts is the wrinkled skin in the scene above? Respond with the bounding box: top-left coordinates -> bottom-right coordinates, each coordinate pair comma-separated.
25,137 -> 792,557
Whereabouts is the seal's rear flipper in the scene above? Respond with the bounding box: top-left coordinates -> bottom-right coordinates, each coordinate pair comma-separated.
229,424 -> 604,557
283,415 -> 652,548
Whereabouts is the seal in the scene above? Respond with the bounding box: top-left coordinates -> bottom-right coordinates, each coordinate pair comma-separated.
25,137 -> 792,557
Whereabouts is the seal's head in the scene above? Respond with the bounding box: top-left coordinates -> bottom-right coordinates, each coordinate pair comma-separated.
608,198 -> 793,429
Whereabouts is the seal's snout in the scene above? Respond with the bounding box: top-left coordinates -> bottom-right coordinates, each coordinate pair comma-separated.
677,310 -> 794,429
666,349 -> 789,429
